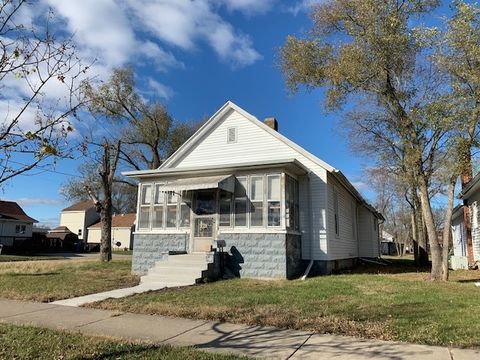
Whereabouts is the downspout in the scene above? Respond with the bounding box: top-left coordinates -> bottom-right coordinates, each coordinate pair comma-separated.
302,171 -> 314,280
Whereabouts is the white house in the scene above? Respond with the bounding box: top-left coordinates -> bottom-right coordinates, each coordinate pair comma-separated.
124,101 -> 383,279
451,173 -> 480,269
87,213 -> 135,250
0,200 -> 37,247
60,200 -> 99,242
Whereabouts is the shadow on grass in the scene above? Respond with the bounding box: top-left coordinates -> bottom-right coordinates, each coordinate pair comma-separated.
9,272 -> 61,277
332,257 -> 430,276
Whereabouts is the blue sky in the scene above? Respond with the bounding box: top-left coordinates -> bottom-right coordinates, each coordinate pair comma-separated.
2,0 -> 389,226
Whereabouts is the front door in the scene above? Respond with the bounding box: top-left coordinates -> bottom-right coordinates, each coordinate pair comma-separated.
192,190 -> 216,252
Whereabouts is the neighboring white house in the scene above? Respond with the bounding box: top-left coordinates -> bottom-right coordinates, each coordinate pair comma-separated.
87,213 -> 135,250
452,174 -> 480,269
124,101 -> 383,278
0,200 -> 37,247
60,200 -> 99,242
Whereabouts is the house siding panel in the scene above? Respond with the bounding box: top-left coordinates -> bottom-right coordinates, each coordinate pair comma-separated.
326,173 -> 358,260
358,206 -> 379,258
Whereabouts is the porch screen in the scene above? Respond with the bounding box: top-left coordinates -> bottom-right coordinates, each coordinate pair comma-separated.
268,175 -> 281,226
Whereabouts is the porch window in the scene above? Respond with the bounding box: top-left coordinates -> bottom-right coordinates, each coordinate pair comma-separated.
234,177 -> 248,227
152,185 -> 164,228
250,176 -> 264,226
179,193 -> 191,228
139,184 -> 152,229
267,175 -> 281,227
219,190 -> 232,227
166,192 -> 178,228
286,175 -> 299,230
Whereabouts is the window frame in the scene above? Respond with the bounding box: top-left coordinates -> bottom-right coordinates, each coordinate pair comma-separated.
250,175 -> 265,227
267,174 -> 282,228
138,183 -> 153,230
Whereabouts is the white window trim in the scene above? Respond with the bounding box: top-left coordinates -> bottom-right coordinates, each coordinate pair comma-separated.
333,187 -> 339,238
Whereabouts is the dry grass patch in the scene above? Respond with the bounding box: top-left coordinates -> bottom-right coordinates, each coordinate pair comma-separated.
0,323 -> 249,359
0,259 -> 139,302
90,264 -> 480,348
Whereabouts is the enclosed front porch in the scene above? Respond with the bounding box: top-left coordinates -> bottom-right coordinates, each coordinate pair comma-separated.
131,160 -> 307,278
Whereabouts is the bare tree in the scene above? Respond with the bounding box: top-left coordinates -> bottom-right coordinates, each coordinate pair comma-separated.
0,0 -> 88,185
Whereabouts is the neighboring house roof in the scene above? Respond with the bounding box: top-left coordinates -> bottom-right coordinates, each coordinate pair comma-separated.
123,101 -> 383,219
452,204 -> 464,220
62,200 -> 95,212
0,201 -> 37,223
88,213 -> 136,229
46,226 -> 78,241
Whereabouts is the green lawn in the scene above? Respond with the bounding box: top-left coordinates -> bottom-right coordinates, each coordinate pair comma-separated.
0,323 -> 249,360
0,259 -> 139,302
90,262 -> 480,348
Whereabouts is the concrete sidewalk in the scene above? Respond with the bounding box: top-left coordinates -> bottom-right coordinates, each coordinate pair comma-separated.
0,299 -> 478,360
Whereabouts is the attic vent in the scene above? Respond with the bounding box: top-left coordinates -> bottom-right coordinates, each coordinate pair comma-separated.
227,127 -> 237,143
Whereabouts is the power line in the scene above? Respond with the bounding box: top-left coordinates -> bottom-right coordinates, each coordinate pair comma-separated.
5,159 -> 78,177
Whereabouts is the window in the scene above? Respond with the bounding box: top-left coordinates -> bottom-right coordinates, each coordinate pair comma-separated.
15,225 -> 26,234
250,176 -> 264,226
219,190 -> 232,227
139,184 -> 152,229
234,177 -> 247,226
152,185 -> 164,228
227,127 -> 237,143
267,175 -> 281,226
286,175 -> 299,230
333,188 -> 339,237
179,192 -> 191,228
166,192 -> 178,228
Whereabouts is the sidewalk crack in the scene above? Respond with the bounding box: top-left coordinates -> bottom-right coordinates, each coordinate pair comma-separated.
285,333 -> 313,360
159,321 -> 210,343
0,306 -> 57,320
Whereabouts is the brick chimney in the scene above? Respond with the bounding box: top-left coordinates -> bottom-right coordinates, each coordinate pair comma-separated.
264,117 -> 278,131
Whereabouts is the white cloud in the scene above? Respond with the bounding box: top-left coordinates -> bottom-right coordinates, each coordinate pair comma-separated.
8,197 -> 64,206
147,79 -> 175,100
126,0 -> 261,68
219,0 -> 276,15
286,0 -> 324,16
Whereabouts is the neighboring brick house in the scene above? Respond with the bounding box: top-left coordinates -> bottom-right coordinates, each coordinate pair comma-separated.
60,200 -> 99,242
0,200 -> 37,247
87,213 -> 135,250
124,101 -> 383,279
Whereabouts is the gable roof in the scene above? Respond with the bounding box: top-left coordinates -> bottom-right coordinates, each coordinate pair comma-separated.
88,213 -> 136,229
0,201 -> 37,223
124,101 -> 382,219
62,200 -> 95,212
160,101 -> 336,172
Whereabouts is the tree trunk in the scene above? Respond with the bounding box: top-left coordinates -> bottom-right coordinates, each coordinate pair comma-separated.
100,198 -> 112,262
441,176 -> 457,281
417,175 -> 442,280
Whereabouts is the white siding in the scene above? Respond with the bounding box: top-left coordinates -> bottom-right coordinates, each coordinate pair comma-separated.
60,209 -> 99,242
326,173 -> 358,259
357,206 -> 379,257
87,227 -> 133,249
0,220 -> 33,238
168,108 -> 329,260
452,214 -> 467,257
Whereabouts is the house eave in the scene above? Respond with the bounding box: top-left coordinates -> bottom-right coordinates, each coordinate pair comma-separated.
122,159 -> 310,179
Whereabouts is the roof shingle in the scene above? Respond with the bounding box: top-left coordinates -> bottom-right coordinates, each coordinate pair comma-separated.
62,200 -> 96,212
88,213 -> 136,229
0,201 -> 38,223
